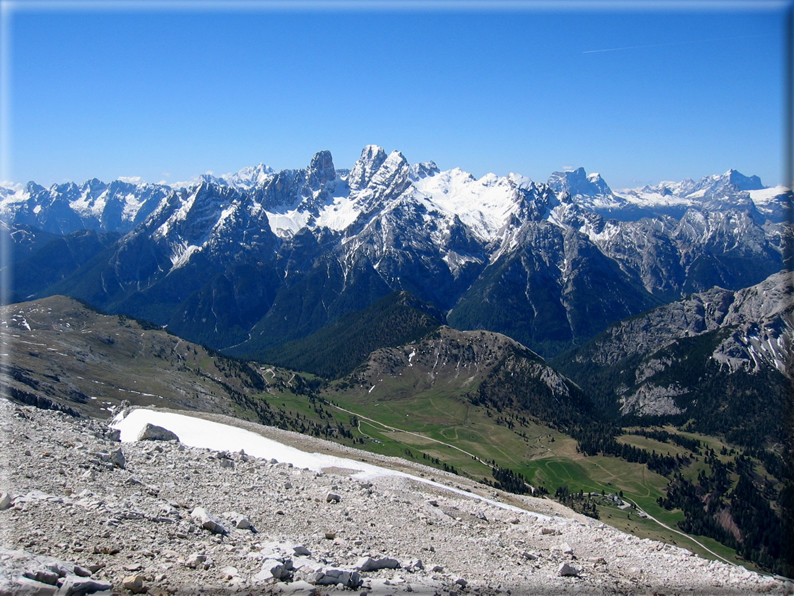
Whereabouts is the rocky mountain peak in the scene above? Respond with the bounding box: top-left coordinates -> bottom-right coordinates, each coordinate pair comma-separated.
369,150 -> 410,193
220,163 -> 275,190
725,169 -> 764,191
348,145 -> 388,191
548,167 -> 613,198
411,161 -> 440,179
306,150 -> 336,191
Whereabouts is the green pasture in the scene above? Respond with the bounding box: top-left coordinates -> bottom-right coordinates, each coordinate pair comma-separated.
257,385 -> 766,571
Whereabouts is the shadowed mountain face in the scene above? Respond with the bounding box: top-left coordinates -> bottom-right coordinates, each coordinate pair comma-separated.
553,270 -> 793,447
1,147 -> 788,358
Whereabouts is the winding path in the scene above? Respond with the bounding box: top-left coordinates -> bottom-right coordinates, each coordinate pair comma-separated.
328,402 -> 493,468
621,495 -> 736,567
329,402 -> 737,567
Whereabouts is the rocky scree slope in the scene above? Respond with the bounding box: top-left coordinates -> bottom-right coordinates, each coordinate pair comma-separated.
2,399 -> 792,595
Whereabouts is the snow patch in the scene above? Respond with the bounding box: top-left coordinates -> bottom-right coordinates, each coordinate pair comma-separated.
111,408 -> 549,518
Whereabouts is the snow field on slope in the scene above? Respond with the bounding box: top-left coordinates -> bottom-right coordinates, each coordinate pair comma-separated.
111,408 -> 549,519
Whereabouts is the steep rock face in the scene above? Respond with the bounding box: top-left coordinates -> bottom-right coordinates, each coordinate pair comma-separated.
553,271 -> 793,445
448,221 -> 661,357
548,167 -> 624,212
347,145 -> 388,191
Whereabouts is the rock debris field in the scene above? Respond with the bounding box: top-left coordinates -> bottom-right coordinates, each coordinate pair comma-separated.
1,398 -> 792,595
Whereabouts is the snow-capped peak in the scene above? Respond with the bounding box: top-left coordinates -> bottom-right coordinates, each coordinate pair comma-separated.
218,163 -> 274,190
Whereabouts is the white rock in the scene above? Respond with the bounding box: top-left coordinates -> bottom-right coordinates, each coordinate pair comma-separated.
190,507 -> 226,534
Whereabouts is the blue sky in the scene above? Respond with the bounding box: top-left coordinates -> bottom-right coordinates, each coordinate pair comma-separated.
3,1 -> 790,189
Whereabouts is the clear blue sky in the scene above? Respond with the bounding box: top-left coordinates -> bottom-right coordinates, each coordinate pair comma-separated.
4,1 -> 790,189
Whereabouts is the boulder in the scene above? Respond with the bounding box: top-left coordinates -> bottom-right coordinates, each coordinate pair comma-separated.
326,492 -> 341,503
293,546 -> 311,557
185,554 -> 206,569
355,556 -> 400,572
0,492 -> 13,510
121,574 -> 146,594
110,448 -> 126,469
136,424 -> 179,442
23,570 -> 58,586
558,562 -> 579,577
554,542 -> 574,555
309,569 -> 361,588
58,577 -> 113,596
223,511 -> 250,530
190,507 -> 226,534
254,558 -> 293,582
12,577 -> 58,596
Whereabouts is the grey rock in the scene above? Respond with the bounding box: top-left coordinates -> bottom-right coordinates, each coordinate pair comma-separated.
23,570 -> 58,585
121,574 -> 146,594
554,542 -> 574,555
309,569 -> 361,588
255,558 -> 293,582
104,428 -> 121,442
58,577 -> 113,596
136,423 -> 179,442
185,553 -> 206,569
12,577 -> 58,596
355,557 -> 400,572
326,492 -> 341,503
190,507 -> 226,534
72,567 -> 91,578
0,492 -> 13,510
223,511 -> 250,530
293,546 -> 311,557
558,562 -> 579,577
45,564 -> 68,578
109,448 -> 125,469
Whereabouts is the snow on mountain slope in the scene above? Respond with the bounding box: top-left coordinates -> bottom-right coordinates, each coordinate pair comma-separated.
619,169 -> 783,210
411,169 -> 533,242
0,178 -> 173,234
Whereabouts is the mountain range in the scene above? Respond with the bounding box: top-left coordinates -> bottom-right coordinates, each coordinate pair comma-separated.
3,145 -> 790,361
2,147 -> 792,576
